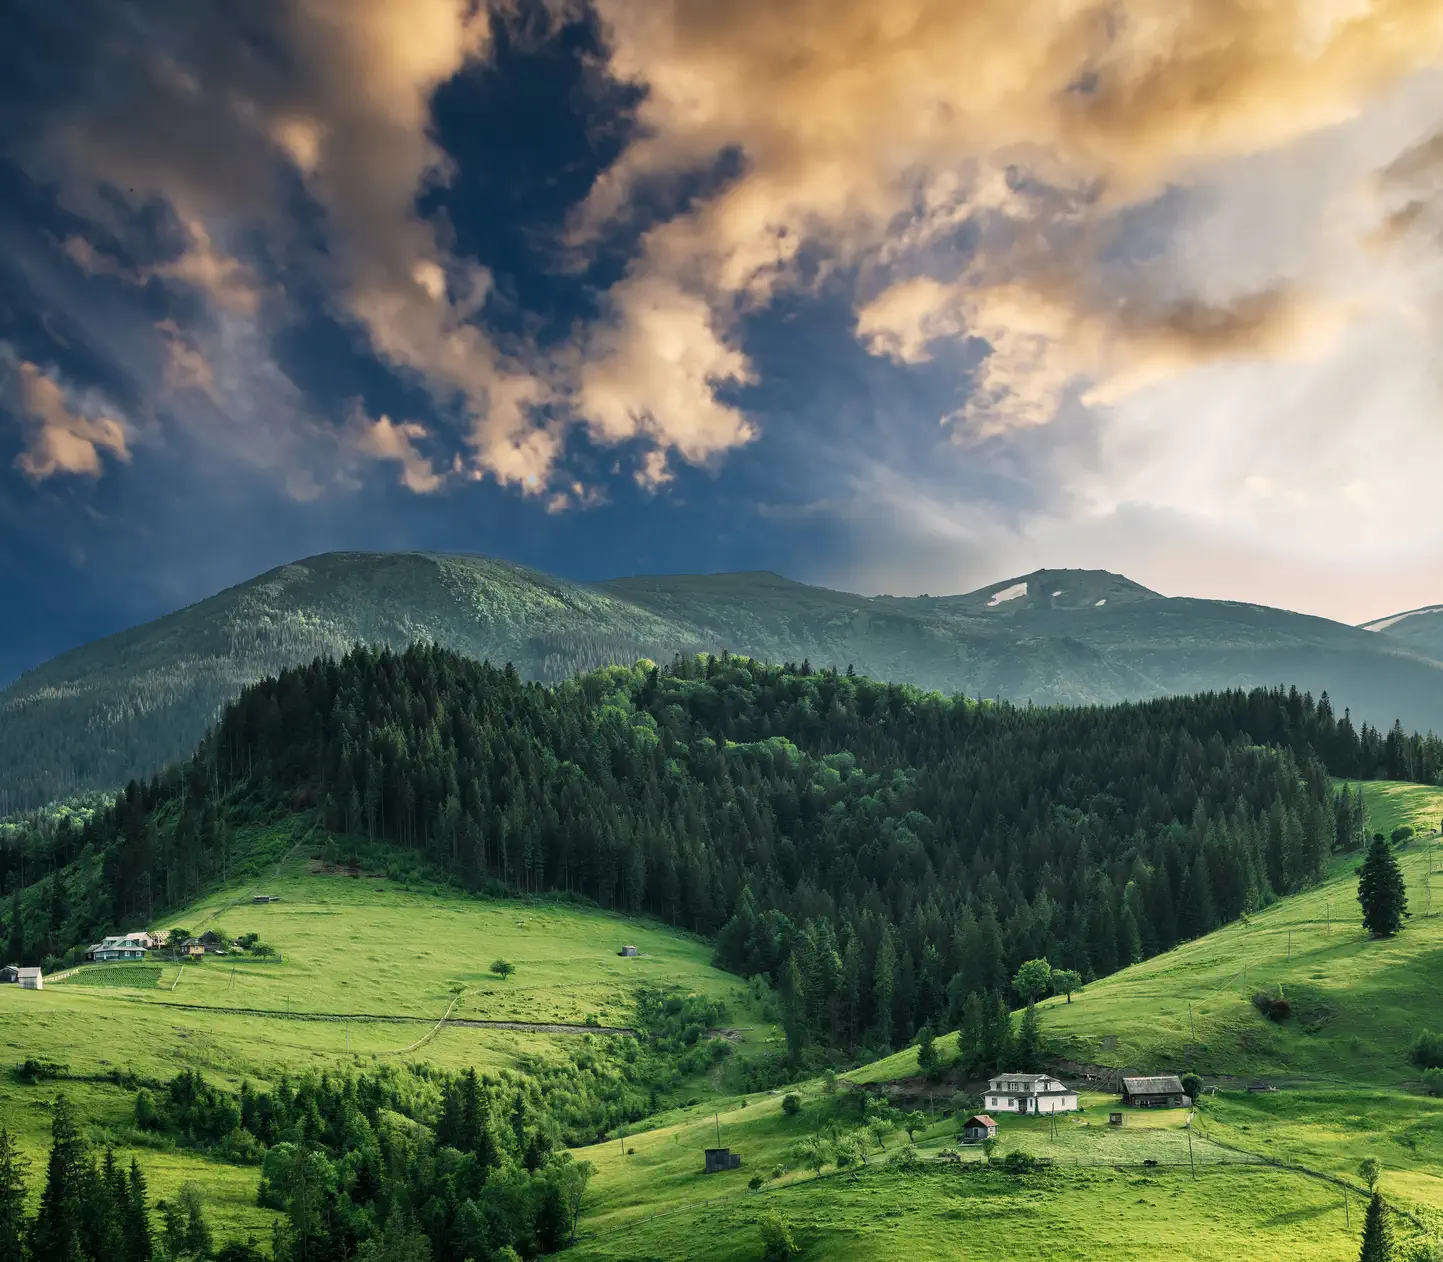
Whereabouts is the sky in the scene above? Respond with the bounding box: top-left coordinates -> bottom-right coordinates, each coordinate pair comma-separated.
4,0 -> 1443,685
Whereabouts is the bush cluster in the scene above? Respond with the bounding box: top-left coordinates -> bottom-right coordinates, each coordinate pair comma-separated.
1252,993 -> 1291,1021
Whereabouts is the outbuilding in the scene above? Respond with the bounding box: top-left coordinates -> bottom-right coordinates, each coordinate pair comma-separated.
620,945 -> 639,957
703,1148 -> 741,1173
961,1114 -> 998,1142
1121,1076 -> 1190,1108
0,966 -> 17,984
17,967 -> 43,990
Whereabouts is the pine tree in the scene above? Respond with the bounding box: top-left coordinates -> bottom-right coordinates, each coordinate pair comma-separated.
1015,1003 -> 1044,1072
1358,838 -> 1409,938
4,890 -> 23,968
1357,1191 -> 1392,1262
872,932 -> 897,1050
124,1159 -> 154,1262
0,1128 -> 29,1262
779,952 -> 808,1061
30,1094 -> 86,1262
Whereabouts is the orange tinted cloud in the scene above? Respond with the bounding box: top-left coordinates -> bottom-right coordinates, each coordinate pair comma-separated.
582,0 -> 1443,439
10,360 -> 129,480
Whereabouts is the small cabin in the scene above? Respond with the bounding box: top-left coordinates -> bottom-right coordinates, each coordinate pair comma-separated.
1121,1076 -> 1190,1109
961,1114 -> 998,1142
703,1148 -> 741,1174
620,945 -> 639,957
1109,1112 -> 1124,1126
0,966 -> 17,984
17,967 -> 43,990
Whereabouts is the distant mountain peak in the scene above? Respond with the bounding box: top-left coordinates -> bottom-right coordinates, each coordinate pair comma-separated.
1360,603 -> 1443,633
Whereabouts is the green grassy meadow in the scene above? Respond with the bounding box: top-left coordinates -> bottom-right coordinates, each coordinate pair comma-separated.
1,825 -> 781,1240
5,789 -> 1442,1257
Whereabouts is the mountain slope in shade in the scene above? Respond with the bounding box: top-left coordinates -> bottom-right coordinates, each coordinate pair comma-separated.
4,552 -> 1443,810
1362,603 -> 1443,661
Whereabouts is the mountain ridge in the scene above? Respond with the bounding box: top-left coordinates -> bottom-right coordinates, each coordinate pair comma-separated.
3,548 -> 1443,810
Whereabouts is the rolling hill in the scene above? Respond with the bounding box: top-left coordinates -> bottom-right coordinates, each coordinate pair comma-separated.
4,550 -> 1443,809
1363,602 -> 1443,661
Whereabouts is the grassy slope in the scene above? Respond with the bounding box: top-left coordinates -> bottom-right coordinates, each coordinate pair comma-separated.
6,789 -> 1441,1256
565,782 -> 1443,1259
0,825 -> 781,1238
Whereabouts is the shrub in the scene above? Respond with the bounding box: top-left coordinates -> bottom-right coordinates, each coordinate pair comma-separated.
1422,1068 -> 1443,1097
1000,1150 -> 1051,1174
758,1211 -> 798,1261
16,1058 -> 68,1083
781,1093 -> 802,1116
1411,1031 -> 1443,1070
1391,825 -> 1415,844
748,1173 -> 764,1190
1252,992 -> 1290,1021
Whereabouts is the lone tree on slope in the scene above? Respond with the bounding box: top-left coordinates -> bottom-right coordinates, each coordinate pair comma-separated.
1012,958 -> 1053,1006
1357,838 -> 1409,938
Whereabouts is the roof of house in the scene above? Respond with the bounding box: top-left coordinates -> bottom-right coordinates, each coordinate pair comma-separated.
16,967 -> 42,977
964,1115 -> 998,1128
989,1073 -> 1060,1084
1122,1075 -> 1186,1095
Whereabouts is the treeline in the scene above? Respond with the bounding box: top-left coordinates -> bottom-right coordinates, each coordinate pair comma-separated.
9,647 -> 1426,1061
139,1061 -> 598,1260
0,1098 -> 238,1262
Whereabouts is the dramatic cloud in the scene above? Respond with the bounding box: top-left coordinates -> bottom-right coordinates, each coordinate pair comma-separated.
581,0 -> 1443,439
348,407 -> 448,494
25,0 -> 558,491
577,275 -> 756,487
5,357 -> 129,480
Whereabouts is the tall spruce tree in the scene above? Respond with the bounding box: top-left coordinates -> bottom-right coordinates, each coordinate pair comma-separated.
1357,838 -> 1408,938
124,1159 -> 153,1262
1357,1192 -> 1392,1262
0,1128 -> 28,1262
30,1094 -> 86,1262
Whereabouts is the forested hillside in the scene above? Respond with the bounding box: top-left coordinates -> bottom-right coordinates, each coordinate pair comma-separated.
8,647 -> 1442,1067
7,550 -> 1443,812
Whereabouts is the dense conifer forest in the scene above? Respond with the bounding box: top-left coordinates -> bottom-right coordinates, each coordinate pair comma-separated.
5,646 -> 1441,1065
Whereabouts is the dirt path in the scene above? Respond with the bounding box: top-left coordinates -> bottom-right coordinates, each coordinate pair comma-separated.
120,996 -> 633,1034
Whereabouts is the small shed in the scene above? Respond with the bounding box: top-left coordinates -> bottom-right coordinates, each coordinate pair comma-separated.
0,965 -> 17,984
17,967 -> 43,990
1109,1112 -> 1125,1126
1121,1076 -> 1189,1108
252,895 -> 276,904
620,945 -> 639,957
703,1148 -> 742,1174
961,1114 -> 998,1142
1247,1082 -> 1277,1094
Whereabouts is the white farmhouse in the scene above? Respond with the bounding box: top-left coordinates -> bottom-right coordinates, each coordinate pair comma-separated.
983,1072 -> 1078,1115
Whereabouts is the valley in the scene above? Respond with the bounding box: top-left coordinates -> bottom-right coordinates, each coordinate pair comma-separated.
2,793 -> 1440,1258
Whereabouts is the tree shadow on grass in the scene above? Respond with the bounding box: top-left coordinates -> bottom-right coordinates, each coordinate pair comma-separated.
1261,1201 -> 1333,1228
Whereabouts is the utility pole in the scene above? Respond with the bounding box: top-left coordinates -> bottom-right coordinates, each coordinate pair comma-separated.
1288,929 -> 1292,961
1343,1188 -> 1350,1230
1187,1126 -> 1196,1181
1189,1004 -> 1196,1041
715,1112 -> 721,1148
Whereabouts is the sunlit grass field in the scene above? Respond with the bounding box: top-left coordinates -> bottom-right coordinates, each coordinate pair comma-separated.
4,788 -> 1441,1255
